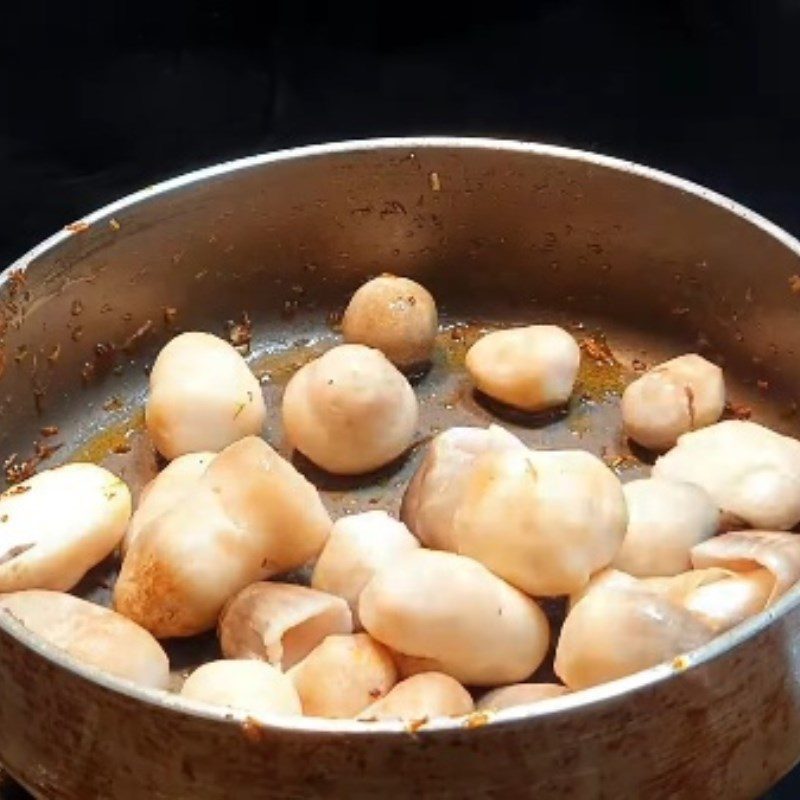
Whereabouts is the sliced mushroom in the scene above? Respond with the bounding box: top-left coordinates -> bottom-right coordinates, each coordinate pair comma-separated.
612,478 -> 719,577
123,451 -> 215,553
180,660 -> 301,717
311,511 -> 420,628
452,448 -> 627,596
400,424 -> 527,551
653,421 -> 800,529
146,332 -> 266,460
282,344 -> 418,475
341,275 -> 439,369
621,353 -> 725,451
219,583 -> 352,670
115,437 -> 331,638
465,325 -> 580,412
0,463 -> 131,593
0,590 -> 169,689
554,584 -> 714,690
288,633 -> 397,718
357,672 -> 474,721
476,683 -> 570,712
359,549 -> 549,686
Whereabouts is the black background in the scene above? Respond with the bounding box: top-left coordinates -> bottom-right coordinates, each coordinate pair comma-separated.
2,1 -> 800,796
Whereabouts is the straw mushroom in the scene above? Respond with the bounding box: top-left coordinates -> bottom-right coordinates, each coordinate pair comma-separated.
180,660 -> 301,717
342,275 -> 439,369
653,421 -> 800,529
465,325 -> 580,412
0,590 -> 169,689
612,478 -> 719,577
554,584 -> 714,689
115,437 -> 331,638
477,683 -> 570,712
219,583 -> 352,670
690,531 -> 800,607
452,448 -> 627,596
359,549 -> 549,686
289,633 -> 398,718
146,332 -> 266,460
621,353 -> 725,451
282,344 -> 418,475
123,451 -> 215,553
311,511 -> 420,627
0,463 -> 131,593
358,672 -> 474,721
401,424 -> 527,551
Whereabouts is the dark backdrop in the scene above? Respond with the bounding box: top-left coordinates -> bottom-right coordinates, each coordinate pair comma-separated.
1,1 -> 800,796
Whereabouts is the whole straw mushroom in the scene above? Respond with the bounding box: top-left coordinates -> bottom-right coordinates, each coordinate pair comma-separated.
282,344 -> 418,475
612,478 -> 719,578
0,463 -> 131,593
451,448 -> 628,596
0,590 -> 169,689
359,549 -> 549,686
555,584 -> 714,690
465,325 -> 580,412
115,437 -> 331,638
358,672 -> 474,722
180,660 -> 301,717
342,275 -> 439,369
146,332 -> 266,460
653,421 -> 800,529
621,353 -> 725,451
477,683 -> 570,713
289,633 -> 398,718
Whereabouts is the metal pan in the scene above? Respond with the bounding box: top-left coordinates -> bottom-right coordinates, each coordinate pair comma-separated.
1,138 -> 799,799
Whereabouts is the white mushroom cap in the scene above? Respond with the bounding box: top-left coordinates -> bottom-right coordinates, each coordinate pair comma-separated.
465,325 -> 580,412
146,332 -> 266,460
621,353 -> 725,451
342,275 -> 439,368
653,421 -> 800,529
282,344 -> 419,475
288,632 -> 398,718
123,451 -> 215,554
0,463 -> 131,593
0,590 -> 169,689
476,683 -> 570,712
612,478 -> 719,577
401,424 -> 527,551
359,549 -> 549,686
219,583 -> 353,670
554,584 -> 714,690
311,511 -> 420,628
180,660 -> 301,717
358,672 -> 474,721
115,437 -> 331,638
453,448 -> 627,596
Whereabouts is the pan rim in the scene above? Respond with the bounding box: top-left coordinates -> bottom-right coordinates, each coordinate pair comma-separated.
3,135 -> 800,737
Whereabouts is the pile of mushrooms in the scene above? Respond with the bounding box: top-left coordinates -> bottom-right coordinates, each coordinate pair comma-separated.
3,272 -> 800,728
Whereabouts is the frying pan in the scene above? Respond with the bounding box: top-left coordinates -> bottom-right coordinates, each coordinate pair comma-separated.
1,138 -> 800,799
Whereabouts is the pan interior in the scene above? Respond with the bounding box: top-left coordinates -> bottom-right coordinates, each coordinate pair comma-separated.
1,139 -> 799,696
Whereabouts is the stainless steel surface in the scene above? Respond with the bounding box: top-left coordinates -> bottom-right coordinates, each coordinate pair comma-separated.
1,138 -> 800,799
